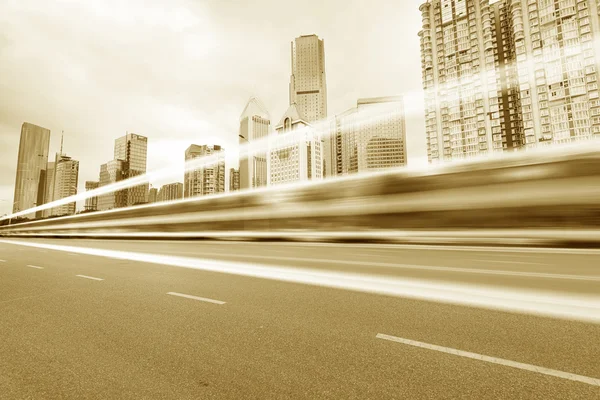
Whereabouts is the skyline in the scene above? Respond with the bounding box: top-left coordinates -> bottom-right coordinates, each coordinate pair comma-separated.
0,0 -> 427,216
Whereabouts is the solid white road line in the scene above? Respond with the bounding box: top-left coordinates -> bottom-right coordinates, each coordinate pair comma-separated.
0,259 -> 6,263
25,265 -> 44,269
1,240 -> 599,323
166,292 -> 226,305
376,333 -> 600,387
76,275 -> 104,281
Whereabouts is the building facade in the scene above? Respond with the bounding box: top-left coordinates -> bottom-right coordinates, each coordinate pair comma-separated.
98,160 -> 127,211
85,181 -> 99,212
184,144 -> 226,198
13,122 -> 51,218
157,182 -> 183,202
239,98 -> 270,190
328,97 -> 407,175
114,133 -> 149,206
419,0 -> 600,163
51,154 -> 79,216
229,168 -> 240,192
269,104 -> 323,186
289,34 -> 328,123
148,187 -> 158,204
43,161 -> 56,218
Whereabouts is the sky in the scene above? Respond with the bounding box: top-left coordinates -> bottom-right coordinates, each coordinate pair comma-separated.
0,0 -> 427,216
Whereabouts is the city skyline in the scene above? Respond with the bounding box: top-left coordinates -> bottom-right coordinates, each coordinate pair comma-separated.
0,0 -> 427,216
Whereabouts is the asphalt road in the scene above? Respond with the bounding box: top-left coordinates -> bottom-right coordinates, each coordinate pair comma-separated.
0,238 -> 599,399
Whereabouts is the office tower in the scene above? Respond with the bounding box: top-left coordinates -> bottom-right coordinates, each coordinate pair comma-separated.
269,104 -> 323,186
289,34 -> 328,123
239,97 -> 270,190
329,97 -> 406,175
43,161 -> 56,218
184,144 -> 226,198
85,181 -> 99,212
13,122 -> 51,218
51,154 -> 79,216
157,182 -> 183,202
229,168 -> 240,192
419,0 -> 522,163
114,133 -> 149,206
148,187 -> 158,204
98,160 -> 127,211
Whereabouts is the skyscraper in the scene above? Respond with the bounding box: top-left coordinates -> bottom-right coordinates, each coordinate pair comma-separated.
229,168 -> 240,192
289,34 -> 328,123
328,97 -> 407,175
157,182 -> 183,202
85,181 -> 99,212
184,144 -> 225,198
43,161 -> 55,218
419,0 -> 600,163
98,160 -> 127,211
269,104 -> 323,186
239,97 -> 270,190
13,122 -> 51,218
148,187 -> 158,204
51,154 -> 79,216
419,0 -> 521,163
114,133 -> 149,206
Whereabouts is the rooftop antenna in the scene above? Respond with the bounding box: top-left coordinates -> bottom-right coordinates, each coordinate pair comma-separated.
60,131 -> 64,155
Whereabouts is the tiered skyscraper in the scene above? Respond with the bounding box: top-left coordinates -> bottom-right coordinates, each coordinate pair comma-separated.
13,122 -> 51,218
419,0 -> 600,163
239,98 -> 270,190
184,144 -> 225,198
290,34 -> 328,123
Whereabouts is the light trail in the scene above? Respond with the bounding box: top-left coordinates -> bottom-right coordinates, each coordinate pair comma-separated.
4,36 -> 600,222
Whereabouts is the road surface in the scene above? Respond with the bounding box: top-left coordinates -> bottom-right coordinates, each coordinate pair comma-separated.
0,238 -> 599,399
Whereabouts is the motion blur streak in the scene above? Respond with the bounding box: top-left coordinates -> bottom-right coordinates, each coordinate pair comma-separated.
1,239 -> 599,324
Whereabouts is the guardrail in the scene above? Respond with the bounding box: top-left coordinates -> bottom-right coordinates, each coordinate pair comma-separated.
2,142 -> 600,244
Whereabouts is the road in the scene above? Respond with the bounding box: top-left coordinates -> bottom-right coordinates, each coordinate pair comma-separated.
0,238 -> 599,399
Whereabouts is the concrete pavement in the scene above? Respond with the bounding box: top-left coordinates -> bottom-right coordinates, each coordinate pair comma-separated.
0,239 -> 599,399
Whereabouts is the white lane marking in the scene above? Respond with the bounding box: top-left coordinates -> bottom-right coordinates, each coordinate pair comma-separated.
0,259 -> 6,263
172,251 -> 598,282
376,333 -> 600,387
166,292 -> 225,305
470,259 -> 546,265
76,275 -> 104,281
26,265 -> 44,269
1,240 -> 599,323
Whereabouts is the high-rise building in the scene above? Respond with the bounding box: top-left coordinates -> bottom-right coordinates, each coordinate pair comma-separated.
43,161 -> 56,218
184,144 -> 226,198
51,154 -> 79,216
510,0 -> 600,145
419,0 -> 521,163
13,122 -> 51,218
289,34 -> 328,123
419,0 -> 600,163
229,168 -> 240,192
269,104 -> 323,186
239,98 -> 270,190
157,182 -> 183,202
328,97 -> 407,175
85,181 -> 99,212
98,160 -> 127,211
114,133 -> 149,206
148,187 -> 158,204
